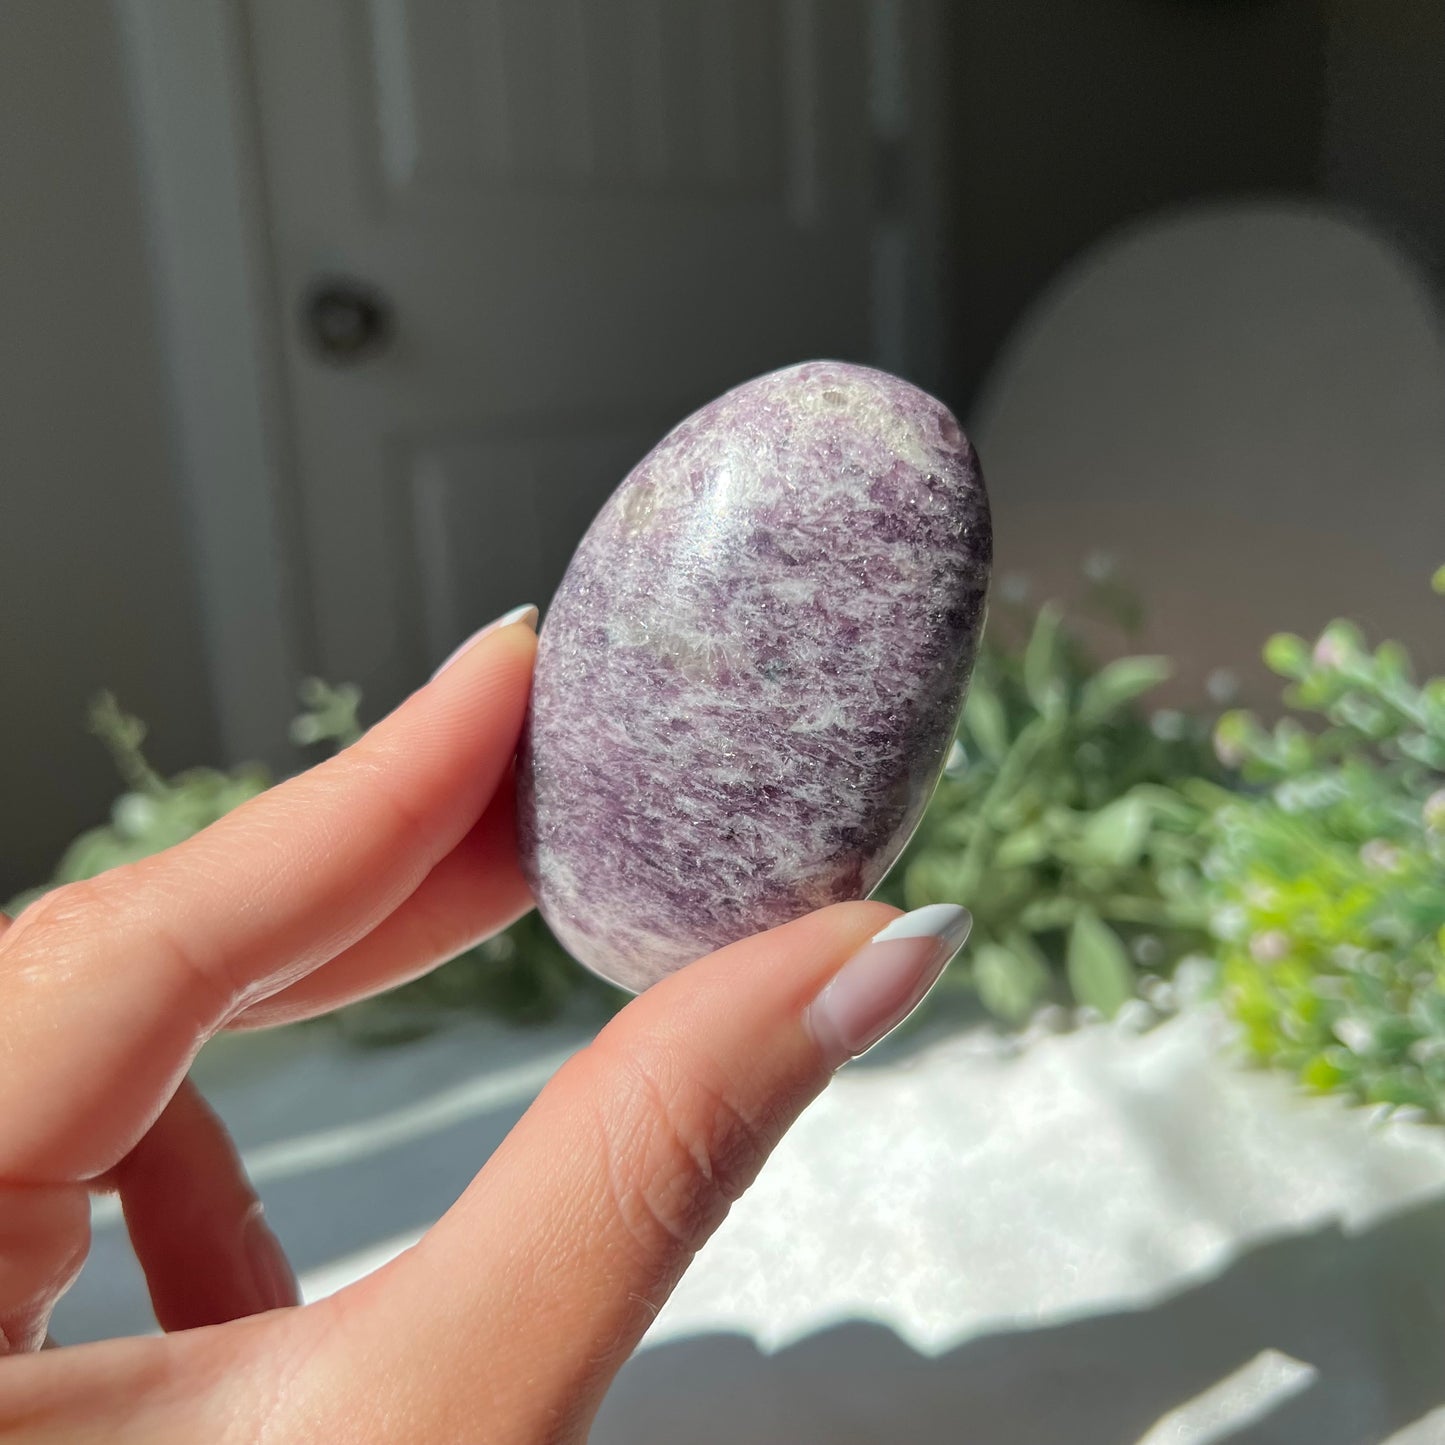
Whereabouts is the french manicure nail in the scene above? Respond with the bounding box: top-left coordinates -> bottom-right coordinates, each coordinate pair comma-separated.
806,904 -> 972,1068
241,1205 -> 300,1314
432,604 -> 539,679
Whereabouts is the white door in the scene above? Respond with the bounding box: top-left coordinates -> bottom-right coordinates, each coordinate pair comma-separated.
245,0 -> 900,706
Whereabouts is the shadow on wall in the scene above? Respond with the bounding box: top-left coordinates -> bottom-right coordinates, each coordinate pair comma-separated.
968,201 -> 1445,709
597,1192 -> 1445,1445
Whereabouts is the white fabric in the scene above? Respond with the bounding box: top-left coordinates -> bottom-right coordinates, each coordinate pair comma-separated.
55,1009 -> 1445,1442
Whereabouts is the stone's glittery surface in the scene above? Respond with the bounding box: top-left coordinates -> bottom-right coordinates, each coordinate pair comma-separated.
516,361 -> 992,992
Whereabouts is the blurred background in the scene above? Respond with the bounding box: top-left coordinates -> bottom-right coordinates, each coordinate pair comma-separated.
5,0 -> 1444,897
5,3 -> 1445,1440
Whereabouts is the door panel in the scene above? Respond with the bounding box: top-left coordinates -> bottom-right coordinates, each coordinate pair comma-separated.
367,0 -> 791,196
247,0 -> 875,705
406,421 -> 668,660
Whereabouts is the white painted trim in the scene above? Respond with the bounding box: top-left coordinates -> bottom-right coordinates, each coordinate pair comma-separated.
867,0 -> 948,390
116,0 -> 309,766
903,0 -> 950,393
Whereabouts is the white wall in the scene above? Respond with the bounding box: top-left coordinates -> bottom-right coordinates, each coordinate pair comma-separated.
0,1 -> 217,899
970,204 -> 1445,705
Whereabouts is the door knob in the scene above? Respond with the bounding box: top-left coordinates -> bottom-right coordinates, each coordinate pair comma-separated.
302,278 -> 394,364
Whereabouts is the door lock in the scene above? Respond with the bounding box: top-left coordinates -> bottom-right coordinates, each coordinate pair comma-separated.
302,278 -> 394,364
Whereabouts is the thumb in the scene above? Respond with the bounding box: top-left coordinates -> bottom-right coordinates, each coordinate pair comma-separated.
297,900 -> 971,1442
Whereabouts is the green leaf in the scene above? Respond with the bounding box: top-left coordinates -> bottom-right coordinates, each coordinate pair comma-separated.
1066,910 -> 1136,1018
1126,784 -> 1204,828
974,940 -> 1050,1024
1076,655 -> 1172,726
1019,896 -> 1083,931
1373,641 -> 1413,685
88,692 -> 167,796
1313,620 -> 1366,671
1213,709 -> 1265,770
994,822 -> 1054,868
1077,794 -> 1152,867
1263,633 -> 1310,679
1432,564 -> 1445,596
1023,604 -> 1066,716
901,852 -> 971,910
963,680 -> 1010,762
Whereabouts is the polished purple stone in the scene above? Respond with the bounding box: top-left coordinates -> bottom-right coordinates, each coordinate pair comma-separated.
516,361 -> 991,992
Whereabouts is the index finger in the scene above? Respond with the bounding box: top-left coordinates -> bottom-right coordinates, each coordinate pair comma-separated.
0,617 -> 536,1185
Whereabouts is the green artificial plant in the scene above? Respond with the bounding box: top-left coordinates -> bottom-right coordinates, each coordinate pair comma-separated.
5,692 -> 273,917
1206,567 -> 1445,1115
877,563 -> 1218,1024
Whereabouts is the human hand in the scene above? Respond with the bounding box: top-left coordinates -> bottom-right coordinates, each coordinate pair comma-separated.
0,609 -> 968,1442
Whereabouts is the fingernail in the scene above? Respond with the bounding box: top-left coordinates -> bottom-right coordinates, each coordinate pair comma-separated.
806,904 -> 972,1068
432,604 -> 539,679
241,1205 -> 300,1314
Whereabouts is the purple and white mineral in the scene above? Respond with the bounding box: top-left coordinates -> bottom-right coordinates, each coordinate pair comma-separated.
517,361 -> 992,992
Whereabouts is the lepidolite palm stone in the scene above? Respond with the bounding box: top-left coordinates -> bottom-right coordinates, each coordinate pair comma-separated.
517,361 -> 991,991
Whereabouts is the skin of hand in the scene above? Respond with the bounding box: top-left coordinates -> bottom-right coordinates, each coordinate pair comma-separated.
0,611 -> 965,1443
